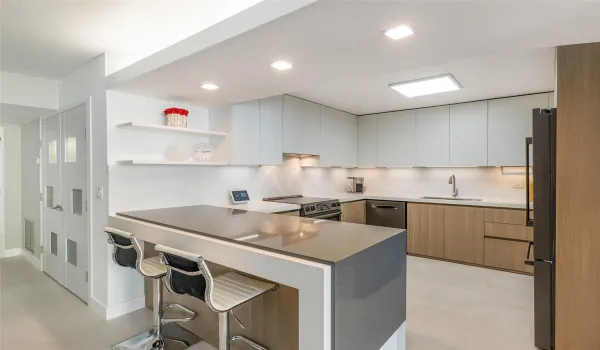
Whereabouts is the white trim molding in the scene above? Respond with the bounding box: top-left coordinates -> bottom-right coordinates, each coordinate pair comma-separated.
1,248 -> 21,258
89,296 -> 146,320
20,249 -> 41,270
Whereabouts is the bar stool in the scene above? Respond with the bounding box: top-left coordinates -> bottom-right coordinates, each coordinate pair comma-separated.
154,245 -> 276,350
105,228 -> 197,350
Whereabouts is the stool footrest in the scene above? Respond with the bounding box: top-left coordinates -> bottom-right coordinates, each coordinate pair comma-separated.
230,335 -> 268,350
161,303 -> 196,325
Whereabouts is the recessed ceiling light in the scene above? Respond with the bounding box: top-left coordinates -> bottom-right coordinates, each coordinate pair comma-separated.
384,25 -> 414,40
201,83 -> 219,90
271,61 -> 293,71
389,74 -> 461,98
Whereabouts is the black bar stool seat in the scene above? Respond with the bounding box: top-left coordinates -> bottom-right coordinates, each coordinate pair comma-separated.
155,245 -> 276,350
105,228 -> 199,350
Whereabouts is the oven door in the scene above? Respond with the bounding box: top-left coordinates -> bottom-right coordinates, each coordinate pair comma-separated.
310,211 -> 342,222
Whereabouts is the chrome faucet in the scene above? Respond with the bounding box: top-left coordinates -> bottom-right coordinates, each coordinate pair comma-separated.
449,174 -> 459,198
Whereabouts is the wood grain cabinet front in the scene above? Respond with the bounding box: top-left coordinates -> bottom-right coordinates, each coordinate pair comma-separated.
444,206 -> 485,265
407,203 -> 445,258
484,208 -> 528,226
484,237 -> 534,274
340,201 -> 366,224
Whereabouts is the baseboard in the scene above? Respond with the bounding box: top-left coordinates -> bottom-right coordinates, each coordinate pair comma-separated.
20,249 -> 41,269
89,296 -> 147,321
0,248 -> 22,258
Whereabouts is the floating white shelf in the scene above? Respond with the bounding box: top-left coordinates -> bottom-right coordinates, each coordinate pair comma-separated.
116,122 -> 228,137
117,160 -> 228,166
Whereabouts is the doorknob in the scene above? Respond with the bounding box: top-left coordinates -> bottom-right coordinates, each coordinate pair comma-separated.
52,205 -> 64,212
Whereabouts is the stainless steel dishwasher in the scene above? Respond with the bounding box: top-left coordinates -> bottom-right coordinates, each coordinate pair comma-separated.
366,200 -> 407,229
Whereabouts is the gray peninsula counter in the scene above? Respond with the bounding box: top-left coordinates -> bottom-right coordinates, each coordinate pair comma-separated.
109,205 -> 407,350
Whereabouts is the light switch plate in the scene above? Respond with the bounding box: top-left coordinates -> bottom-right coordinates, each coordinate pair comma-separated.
96,187 -> 104,199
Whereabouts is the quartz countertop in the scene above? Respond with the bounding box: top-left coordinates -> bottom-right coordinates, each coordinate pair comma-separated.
117,205 -> 403,264
216,200 -> 300,213
336,194 -> 530,209
214,195 -> 528,214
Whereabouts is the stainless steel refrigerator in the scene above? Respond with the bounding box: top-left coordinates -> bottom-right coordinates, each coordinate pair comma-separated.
525,108 -> 556,350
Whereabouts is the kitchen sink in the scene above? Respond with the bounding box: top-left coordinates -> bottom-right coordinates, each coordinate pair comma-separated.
420,196 -> 483,202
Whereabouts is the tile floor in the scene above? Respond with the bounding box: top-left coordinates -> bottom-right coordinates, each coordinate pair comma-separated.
0,256 -> 153,350
0,255 -> 536,350
406,256 -> 536,350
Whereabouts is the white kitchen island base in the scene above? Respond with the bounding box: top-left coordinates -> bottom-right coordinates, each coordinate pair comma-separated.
380,323 -> 407,350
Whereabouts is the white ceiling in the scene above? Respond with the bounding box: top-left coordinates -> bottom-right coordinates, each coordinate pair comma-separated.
110,1 -> 600,115
0,0 -> 266,78
0,103 -> 54,126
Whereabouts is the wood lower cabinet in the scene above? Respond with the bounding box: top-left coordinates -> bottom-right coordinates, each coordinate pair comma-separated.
484,208 -> 528,225
444,206 -> 485,265
484,222 -> 533,241
341,201 -> 366,224
484,237 -> 534,274
407,203 -> 445,258
407,204 -> 533,274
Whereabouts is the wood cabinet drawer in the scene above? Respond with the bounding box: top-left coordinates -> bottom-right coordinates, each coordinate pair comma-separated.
484,238 -> 534,274
484,208 -> 528,225
341,201 -> 366,224
485,222 -> 533,241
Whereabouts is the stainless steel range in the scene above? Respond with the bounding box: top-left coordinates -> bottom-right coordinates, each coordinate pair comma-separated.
264,195 -> 342,221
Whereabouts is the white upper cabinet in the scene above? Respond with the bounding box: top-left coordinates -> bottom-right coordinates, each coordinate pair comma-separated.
377,110 -> 415,167
449,101 -> 488,166
488,93 -> 549,166
320,106 -> 357,167
283,95 -> 321,155
230,100 -> 260,165
214,96 -> 283,166
416,106 -> 450,166
358,114 -> 378,167
259,95 -> 283,165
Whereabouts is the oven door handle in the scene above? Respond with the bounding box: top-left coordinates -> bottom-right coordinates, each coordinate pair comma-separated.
311,212 -> 342,220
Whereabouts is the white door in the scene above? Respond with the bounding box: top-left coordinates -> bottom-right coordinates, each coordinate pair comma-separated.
43,113 -> 65,285
42,104 -> 88,302
62,105 -> 88,301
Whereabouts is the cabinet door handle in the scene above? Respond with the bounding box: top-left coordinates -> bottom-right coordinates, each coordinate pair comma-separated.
526,137 -> 534,227
524,241 -> 534,266
52,205 -> 64,212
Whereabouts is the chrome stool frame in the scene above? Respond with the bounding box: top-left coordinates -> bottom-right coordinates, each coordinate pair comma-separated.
155,245 -> 277,350
106,228 -> 198,350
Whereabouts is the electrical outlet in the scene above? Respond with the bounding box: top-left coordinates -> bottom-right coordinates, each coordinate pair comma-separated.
513,183 -> 524,189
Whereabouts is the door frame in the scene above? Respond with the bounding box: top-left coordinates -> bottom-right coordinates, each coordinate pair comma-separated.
0,127 -> 5,256
39,98 -> 93,302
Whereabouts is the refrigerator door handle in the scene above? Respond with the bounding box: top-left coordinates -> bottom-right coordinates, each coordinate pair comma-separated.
526,137 -> 534,227
525,241 -> 535,266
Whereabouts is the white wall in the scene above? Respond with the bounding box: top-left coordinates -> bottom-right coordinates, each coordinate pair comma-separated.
3,124 -> 23,251
346,167 -> 525,203
21,120 -> 41,258
0,71 -> 58,109
58,55 -> 109,311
